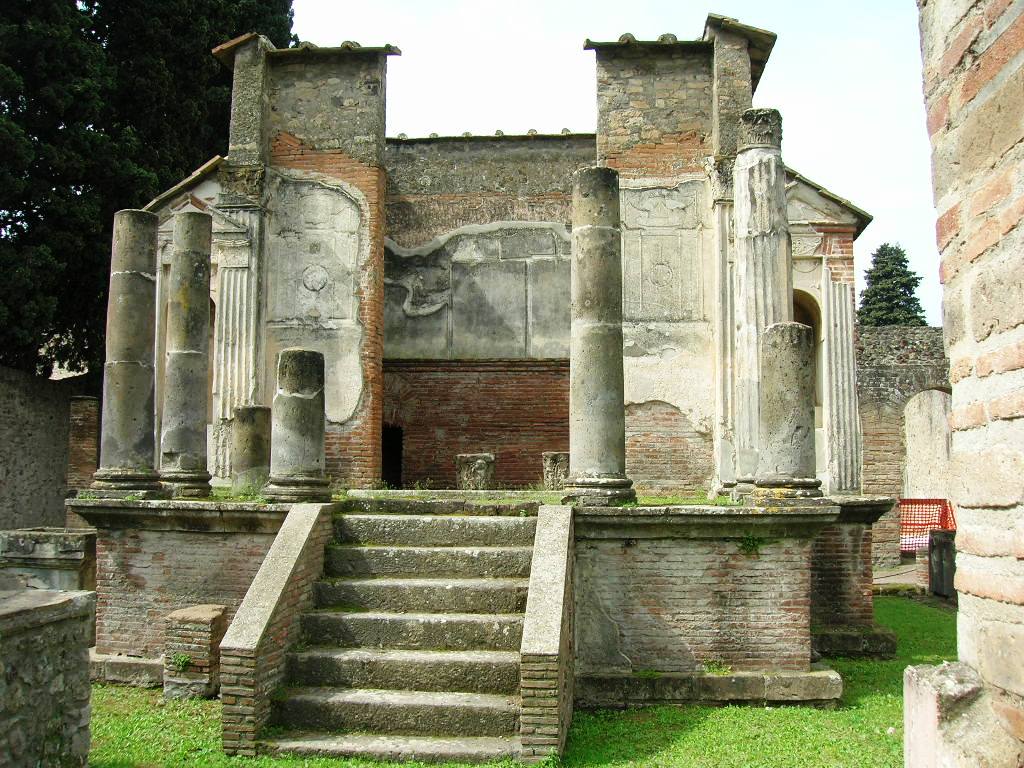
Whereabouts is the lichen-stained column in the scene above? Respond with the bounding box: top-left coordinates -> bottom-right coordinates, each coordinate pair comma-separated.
160,211 -> 213,497
92,210 -> 164,497
563,167 -> 636,506
230,405 -> 271,494
264,349 -> 331,502
753,322 -> 822,499
732,108 -> 793,486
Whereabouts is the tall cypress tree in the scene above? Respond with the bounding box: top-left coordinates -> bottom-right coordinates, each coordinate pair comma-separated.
0,1 -> 294,377
858,242 -> 928,327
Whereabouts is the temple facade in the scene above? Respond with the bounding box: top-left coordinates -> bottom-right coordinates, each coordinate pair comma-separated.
146,14 -> 870,495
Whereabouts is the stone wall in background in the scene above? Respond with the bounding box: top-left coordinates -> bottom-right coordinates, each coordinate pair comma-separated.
0,589 -> 94,767
0,366 -> 92,529
905,1 -> 1024,764
855,326 -> 949,566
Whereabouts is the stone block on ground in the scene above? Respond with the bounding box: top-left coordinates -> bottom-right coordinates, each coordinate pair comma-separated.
456,454 -> 496,490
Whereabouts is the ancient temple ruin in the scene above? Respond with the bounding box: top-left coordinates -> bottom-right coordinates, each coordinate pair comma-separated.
53,12 -> 908,764
145,14 -> 870,496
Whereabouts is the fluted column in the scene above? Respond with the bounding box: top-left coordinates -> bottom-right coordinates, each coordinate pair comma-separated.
264,349 -> 331,503
732,108 -> 793,486
160,211 -> 213,497
753,322 -> 822,500
92,210 -> 163,497
563,166 -> 635,506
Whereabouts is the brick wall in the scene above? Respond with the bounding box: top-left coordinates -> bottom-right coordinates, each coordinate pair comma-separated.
575,537 -> 812,673
383,360 -> 569,488
221,504 -> 333,756
856,326 -> 950,566
910,0 -> 1024,759
94,528 -> 278,658
163,604 -> 228,699
271,133 -> 384,489
625,400 -> 714,494
819,227 -> 857,286
67,396 -> 99,490
594,45 -> 713,177
811,522 -> 874,628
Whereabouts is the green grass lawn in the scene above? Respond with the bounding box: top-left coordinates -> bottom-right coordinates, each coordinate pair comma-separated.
89,596 -> 955,768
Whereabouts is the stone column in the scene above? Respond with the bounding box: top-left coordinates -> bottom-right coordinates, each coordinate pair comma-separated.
563,166 -> 635,505
92,210 -> 163,497
753,322 -> 821,499
231,406 -> 271,494
732,108 -> 793,487
822,271 -> 863,493
264,349 -> 330,502
160,211 -> 213,497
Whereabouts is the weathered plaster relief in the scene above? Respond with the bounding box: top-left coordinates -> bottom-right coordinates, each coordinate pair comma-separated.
384,221 -> 571,360
620,177 -> 716,436
263,168 -> 368,425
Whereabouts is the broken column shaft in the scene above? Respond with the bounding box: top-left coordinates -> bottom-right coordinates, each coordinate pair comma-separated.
160,211 -> 213,497
753,321 -> 821,499
264,349 -> 331,502
230,406 -> 271,494
92,209 -> 163,497
563,166 -> 635,506
732,108 -> 793,486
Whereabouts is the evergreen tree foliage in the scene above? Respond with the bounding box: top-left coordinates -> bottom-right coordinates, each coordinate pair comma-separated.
0,1 -> 294,377
857,242 -> 928,327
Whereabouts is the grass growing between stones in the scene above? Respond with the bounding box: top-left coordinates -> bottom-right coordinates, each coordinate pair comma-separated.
89,596 -> 954,768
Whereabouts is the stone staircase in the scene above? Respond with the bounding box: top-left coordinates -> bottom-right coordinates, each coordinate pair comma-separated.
260,498 -> 538,762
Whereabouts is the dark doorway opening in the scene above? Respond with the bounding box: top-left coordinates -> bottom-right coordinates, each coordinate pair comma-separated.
382,424 -> 403,489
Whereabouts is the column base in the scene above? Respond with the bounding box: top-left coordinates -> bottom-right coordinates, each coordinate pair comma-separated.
91,469 -> 168,499
264,475 -> 332,503
160,470 -> 213,499
562,475 -> 636,506
752,476 -> 823,502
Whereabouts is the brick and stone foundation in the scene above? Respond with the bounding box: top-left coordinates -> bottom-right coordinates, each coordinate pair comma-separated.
810,497 -> 897,658
0,589 -> 95,768
66,498 -> 288,681
572,504 -> 843,707
164,604 -> 229,699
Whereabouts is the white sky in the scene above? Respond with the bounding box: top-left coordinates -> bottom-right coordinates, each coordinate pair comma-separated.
293,0 -> 941,324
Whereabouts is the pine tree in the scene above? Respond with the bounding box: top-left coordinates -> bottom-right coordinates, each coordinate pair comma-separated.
0,1 -> 294,377
857,242 -> 928,327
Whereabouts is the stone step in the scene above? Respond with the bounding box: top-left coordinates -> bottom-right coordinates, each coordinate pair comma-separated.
338,497 -> 539,517
315,577 -> 529,614
300,610 -> 524,651
272,688 -> 520,738
324,545 -> 533,579
287,648 -> 520,694
259,732 -> 521,763
334,515 -> 536,547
